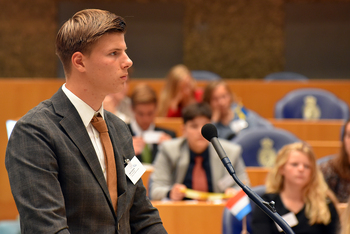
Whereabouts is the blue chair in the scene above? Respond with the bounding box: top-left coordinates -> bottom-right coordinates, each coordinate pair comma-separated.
264,71 -> 308,81
222,185 -> 266,234
317,154 -> 336,165
275,88 -> 350,120
190,70 -> 221,81
0,219 -> 20,234
232,128 -> 300,167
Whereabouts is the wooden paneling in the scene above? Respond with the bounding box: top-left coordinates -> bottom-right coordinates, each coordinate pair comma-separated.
246,167 -> 269,187
270,119 -> 344,141
152,201 -> 348,234
0,78 -> 64,220
155,117 -> 183,137
152,201 -> 225,234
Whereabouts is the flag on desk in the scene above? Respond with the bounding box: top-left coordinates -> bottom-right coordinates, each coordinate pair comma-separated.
225,189 -> 252,221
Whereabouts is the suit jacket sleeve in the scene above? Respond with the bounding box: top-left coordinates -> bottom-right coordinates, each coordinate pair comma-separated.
6,110 -> 70,233
149,140 -> 176,201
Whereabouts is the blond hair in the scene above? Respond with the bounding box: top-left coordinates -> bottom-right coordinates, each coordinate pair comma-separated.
157,64 -> 196,116
56,9 -> 126,76
266,142 -> 337,225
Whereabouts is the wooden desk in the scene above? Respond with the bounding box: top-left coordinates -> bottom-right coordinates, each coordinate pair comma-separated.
156,118 -> 344,142
246,167 -> 269,187
155,117 -> 183,137
152,201 -> 225,234
308,141 -> 341,159
270,119 -> 344,141
141,165 -> 154,197
152,200 -> 348,234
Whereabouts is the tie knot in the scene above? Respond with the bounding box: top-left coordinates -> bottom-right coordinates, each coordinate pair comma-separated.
91,115 -> 108,133
195,156 -> 204,164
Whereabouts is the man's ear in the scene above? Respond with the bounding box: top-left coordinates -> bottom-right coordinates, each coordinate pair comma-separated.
71,52 -> 86,72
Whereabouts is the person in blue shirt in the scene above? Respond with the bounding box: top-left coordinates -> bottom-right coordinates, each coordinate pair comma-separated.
203,80 -> 272,140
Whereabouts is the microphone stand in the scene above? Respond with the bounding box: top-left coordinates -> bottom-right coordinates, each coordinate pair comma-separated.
220,157 -> 295,234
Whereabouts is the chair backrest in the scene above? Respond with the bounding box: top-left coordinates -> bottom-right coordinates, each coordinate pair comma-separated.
232,128 -> 300,167
6,120 -> 17,140
317,154 -> 336,165
264,71 -> 308,81
190,70 -> 221,81
275,88 -> 350,120
0,220 -> 20,234
222,185 -> 266,234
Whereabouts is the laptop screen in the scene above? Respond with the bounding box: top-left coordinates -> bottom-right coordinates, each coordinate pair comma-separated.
6,120 -> 17,140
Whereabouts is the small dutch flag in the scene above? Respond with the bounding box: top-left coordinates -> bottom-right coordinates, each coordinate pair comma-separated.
225,189 -> 252,221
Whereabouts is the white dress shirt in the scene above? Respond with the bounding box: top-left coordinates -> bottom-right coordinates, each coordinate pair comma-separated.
62,84 -> 107,180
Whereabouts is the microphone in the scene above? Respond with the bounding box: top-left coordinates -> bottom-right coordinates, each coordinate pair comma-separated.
201,123 -> 235,175
201,123 -> 295,234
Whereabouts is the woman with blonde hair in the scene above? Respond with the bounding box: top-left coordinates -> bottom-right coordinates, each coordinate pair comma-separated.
251,142 -> 339,234
157,64 -> 203,117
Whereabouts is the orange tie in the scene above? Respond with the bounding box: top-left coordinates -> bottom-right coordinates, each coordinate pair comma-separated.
91,114 -> 118,212
192,156 -> 208,192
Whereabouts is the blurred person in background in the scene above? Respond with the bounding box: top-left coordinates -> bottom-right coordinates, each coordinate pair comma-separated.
150,103 -> 249,201
251,142 -> 339,234
320,119 -> 350,203
128,83 -> 176,163
157,64 -> 203,117
203,80 -> 272,140
103,79 -> 133,123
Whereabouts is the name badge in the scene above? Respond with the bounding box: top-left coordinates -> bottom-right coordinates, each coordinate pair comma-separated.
230,119 -> 248,133
275,212 -> 298,232
124,156 -> 146,185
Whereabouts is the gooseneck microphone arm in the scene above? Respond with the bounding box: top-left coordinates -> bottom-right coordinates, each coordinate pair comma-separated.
201,123 -> 294,234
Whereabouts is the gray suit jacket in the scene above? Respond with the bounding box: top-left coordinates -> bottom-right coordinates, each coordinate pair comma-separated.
150,137 -> 250,200
5,88 -> 167,234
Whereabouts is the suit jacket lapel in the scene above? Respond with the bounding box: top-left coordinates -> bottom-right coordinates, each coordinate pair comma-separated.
51,89 -> 115,215
176,139 -> 190,183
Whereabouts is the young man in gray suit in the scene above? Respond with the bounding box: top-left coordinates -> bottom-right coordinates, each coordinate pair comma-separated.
5,9 -> 167,234
150,103 -> 249,201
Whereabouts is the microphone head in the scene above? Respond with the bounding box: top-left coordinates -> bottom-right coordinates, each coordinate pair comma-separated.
201,123 -> 218,141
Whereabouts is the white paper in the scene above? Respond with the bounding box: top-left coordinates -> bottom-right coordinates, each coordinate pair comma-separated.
143,131 -> 162,144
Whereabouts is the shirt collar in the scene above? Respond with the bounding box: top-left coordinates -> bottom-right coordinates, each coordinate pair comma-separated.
62,84 -> 104,127
130,119 -> 155,136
